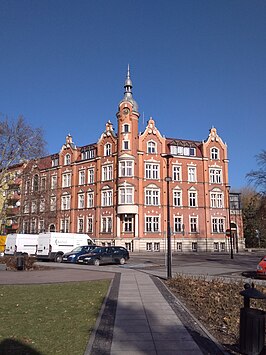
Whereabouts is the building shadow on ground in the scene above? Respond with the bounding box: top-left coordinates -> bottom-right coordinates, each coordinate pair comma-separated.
0,339 -> 42,355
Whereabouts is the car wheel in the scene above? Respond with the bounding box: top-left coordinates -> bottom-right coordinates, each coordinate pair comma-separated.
93,259 -> 100,266
119,257 -> 126,265
55,253 -> 63,263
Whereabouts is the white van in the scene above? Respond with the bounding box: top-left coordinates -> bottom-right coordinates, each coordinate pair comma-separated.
4,234 -> 39,256
36,232 -> 94,262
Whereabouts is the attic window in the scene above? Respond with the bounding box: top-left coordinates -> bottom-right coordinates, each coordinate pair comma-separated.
65,154 -> 71,165
52,157 -> 59,167
170,145 -> 196,157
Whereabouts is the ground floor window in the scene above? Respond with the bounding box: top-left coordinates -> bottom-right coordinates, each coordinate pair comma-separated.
190,216 -> 198,233
39,220 -> 45,233
31,219 -> 36,233
192,242 -> 197,252
123,215 -> 133,232
177,242 -> 182,251
146,242 -> 152,251
220,242 -> 225,251
174,216 -> 182,233
61,219 -> 70,233
213,242 -> 219,252
212,218 -> 225,233
154,242 -> 160,252
23,221 -> 30,234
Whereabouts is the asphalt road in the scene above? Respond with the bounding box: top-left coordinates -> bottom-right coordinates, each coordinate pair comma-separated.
36,251 -> 266,282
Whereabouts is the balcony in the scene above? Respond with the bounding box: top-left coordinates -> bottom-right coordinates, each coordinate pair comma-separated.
117,204 -> 138,215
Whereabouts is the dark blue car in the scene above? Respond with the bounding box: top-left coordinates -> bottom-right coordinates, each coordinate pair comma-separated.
62,245 -> 97,263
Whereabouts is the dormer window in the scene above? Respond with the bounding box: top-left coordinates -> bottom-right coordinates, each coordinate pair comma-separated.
65,154 -> 71,165
147,141 -> 156,154
104,143 -> 112,156
52,157 -> 59,167
211,147 -> 219,160
123,124 -> 130,133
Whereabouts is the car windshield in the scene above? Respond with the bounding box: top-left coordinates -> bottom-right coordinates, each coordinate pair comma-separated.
71,246 -> 85,252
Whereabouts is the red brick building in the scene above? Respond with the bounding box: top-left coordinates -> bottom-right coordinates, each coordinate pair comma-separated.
18,68 -> 244,252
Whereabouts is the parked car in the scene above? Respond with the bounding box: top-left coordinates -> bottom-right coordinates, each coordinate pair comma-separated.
256,256 -> 266,278
76,246 -> 129,266
62,245 -> 98,263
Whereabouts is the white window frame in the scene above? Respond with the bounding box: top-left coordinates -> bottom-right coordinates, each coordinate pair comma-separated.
210,190 -> 224,208
188,166 -> 197,182
123,215 -> 133,232
102,164 -> 113,181
64,154 -> 71,165
119,187 -> 133,204
119,160 -> 133,177
211,147 -> 219,160
101,190 -> 113,207
101,216 -> 112,233
210,168 -> 222,184
174,215 -> 183,233
51,175 -> 57,189
79,170 -> 85,185
77,217 -> 84,233
212,217 -> 225,233
87,192 -> 94,208
61,218 -> 70,233
145,188 -> 160,206
50,196 -> 56,211
62,173 -> 71,188
173,165 -> 181,181
88,168 -> 94,184
61,195 -> 70,210
173,189 -> 182,207
145,163 -> 159,180
188,189 -> 198,207
40,199 -> 45,212
104,143 -> 112,156
147,140 -> 157,154
87,217 -> 93,233
145,216 -> 160,233
78,193 -> 85,209
190,216 -> 198,233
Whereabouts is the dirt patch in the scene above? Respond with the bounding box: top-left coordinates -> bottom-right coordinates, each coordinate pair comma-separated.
166,274 -> 266,354
0,256 -> 48,271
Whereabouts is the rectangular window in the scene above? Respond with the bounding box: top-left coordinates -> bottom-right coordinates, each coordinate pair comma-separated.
145,189 -> 159,206
189,191 -> 197,207
119,161 -> 133,177
190,216 -> 198,233
40,177 -> 46,190
210,192 -> 223,208
145,163 -> 159,179
188,167 -> 196,182
78,194 -> 85,209
123,140 -> 129,150
210,169 -> 222,184
102,190 -> 113,206
88,168 -> 94,184
101,216 -> 112,233
51,175 -> 57,189
87,192 -> 94,208
220,242 -> 225,251
79,170 -> 85,185
82,149 -> 95,160
123,215 -> 133,232
119,187 -> 133,204
174,216 -> 183,233
61,195 -> 70,210
50,196 -> 56,211
102,165 -> 113,181
61,219 -> 70,233
214,242 -> 219,252
31,201 -> 37,213
62,173 -> 71,188
192,242 -> 197,252
39,220 -> 45,233
173,165 -> 181,181
87,217 -> 93,233
31,219 -> 36,233
52,157 -> 59,167
40,199 -> 45,212
177,242 -> 182,251
154,242 -> 160,252
146,242 -> 152,251
212,218 -> 225,233
173,190 -> 182,207
145,216 -> 160,232
78,218 -> 84,233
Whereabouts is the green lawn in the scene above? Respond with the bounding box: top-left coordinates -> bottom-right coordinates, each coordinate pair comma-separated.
0,280 -> 110,355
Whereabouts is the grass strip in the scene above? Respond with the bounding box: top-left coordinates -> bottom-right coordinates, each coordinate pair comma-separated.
0,280 -> 110,355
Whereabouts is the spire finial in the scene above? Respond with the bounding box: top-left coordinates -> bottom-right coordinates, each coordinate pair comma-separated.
119,66 -> 139,112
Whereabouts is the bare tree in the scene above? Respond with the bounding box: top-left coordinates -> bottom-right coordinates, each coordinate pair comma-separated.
0,115 -> 47,232
246,150 -> 266,194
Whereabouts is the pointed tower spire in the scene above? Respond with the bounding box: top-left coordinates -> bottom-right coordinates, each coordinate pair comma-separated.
119,65 -> 138,112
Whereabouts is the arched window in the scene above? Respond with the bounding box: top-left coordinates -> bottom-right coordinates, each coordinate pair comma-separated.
147,141 -> 156,154
104,143 -> 111,156
64,154 -> 71,165
211,147 -> 219,160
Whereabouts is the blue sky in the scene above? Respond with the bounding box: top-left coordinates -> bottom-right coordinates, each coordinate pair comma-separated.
0,0 -> 265,190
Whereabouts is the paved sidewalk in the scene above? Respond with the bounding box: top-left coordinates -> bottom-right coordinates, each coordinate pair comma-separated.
110,271 -> 203,355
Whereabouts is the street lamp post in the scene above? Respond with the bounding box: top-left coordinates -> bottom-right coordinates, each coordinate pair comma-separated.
226,185 -> 234,259
161,154 -> 173,279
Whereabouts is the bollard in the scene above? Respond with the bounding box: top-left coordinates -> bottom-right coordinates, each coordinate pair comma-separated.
239,283 -> 266,355
16,255 -> 25,271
